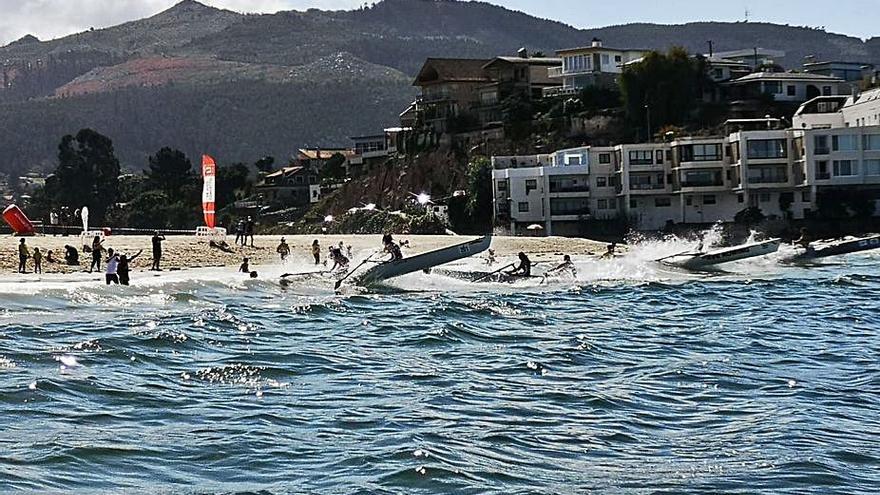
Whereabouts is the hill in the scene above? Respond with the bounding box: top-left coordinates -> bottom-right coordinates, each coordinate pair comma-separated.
0,0 -> 878,175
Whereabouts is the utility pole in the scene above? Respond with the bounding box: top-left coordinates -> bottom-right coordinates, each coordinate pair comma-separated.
707,40 -> 714,58
644,103 -> 652,143
754,47 -> 759,70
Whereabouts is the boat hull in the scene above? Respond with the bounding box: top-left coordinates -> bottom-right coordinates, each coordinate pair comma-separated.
356,235 -> 492,286
793,235 -> 880,261
673,239 -> 781,269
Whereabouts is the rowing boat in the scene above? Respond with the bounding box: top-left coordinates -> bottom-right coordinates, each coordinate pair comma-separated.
788,234 -> 880,262
354,235 -> 492,287
663,238 -> 781,269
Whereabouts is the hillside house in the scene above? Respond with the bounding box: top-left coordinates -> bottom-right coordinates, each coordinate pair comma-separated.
726,71 -> 844,103
547,39 -> 648,96
411,58 -> 492,134
255,166 -> 320,206
478,53 -> 561,124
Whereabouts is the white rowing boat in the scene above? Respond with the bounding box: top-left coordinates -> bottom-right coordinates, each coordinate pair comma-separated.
354,235 -> 492,287
664,238 -> 781,269
787,234 -> 880,263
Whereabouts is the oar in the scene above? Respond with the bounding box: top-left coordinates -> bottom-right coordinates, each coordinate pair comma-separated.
473,263 -> 514,283
655,249 -> 701,263
281,271 -> 329,278
334,252 -> 378,290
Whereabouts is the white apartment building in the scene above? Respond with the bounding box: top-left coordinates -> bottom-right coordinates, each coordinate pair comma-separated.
793,87 -> 880,129
615,143 -> 679,230
492,152 -> 591,236
546,39 -> 648,96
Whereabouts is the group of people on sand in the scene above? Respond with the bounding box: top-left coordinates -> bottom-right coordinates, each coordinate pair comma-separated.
233,217 -> 256,247
13,231 -> 166,286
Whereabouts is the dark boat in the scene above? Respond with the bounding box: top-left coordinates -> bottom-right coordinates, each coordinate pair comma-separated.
790,234 -> 880,262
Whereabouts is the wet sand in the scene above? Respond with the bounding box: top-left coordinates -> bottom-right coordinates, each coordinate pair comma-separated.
1,234 -> 611,277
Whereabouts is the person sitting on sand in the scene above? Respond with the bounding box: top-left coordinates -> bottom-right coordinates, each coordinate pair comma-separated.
507,252 -> 532,277
382,234 -> 403,262
328,245 -> 350,272
89,235 -> 104,273
32,247 -> 43,274
105,248 -> 120,285
117,250 -> 143,286
311,240 -> 321,265
546,254 -> 576,277
64,245 -> 80,266
239,257 -> 250,273
277,238 -> 291,261
209,239 -> 235,253
46,250 -> 56,264
18,238 -> 30,273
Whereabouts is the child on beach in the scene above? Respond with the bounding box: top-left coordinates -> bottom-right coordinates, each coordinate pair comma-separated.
32,247 -> 42,274
277,238 -> 291,261
239,257 -> 250,273
311,240 -> 321,265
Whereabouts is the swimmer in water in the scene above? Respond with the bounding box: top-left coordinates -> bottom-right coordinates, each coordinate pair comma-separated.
239,257 -> 250,273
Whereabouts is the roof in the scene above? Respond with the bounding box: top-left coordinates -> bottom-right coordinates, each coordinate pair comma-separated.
265,166 -> 304,179
803,61 -> 875,69
729,71 -> 844,83
556,46 -> 649,55
713,48 -> 786,59
704,56 -> 751,67
414,58 -> 492,86
297,148 -> 356,160
483,56 -> 562,68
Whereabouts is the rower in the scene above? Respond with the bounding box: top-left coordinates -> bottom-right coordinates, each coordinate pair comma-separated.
600,242 -> 617,259
547,254 -> 576,277
382,233 -> 403,262
328,245 -> 350,271
507,252 -> 532,277
795,227 -> 814,252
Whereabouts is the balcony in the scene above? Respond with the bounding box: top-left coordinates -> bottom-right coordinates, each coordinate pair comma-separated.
543,86 -> 579,98
680,181 -> 724,188
816,172 -> 831,180
549,185 -> 590,194
548,67 -> 564,78
630,183 -> 667,190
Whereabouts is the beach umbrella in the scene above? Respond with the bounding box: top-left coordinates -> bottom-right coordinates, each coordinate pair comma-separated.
526,224 -> 544,230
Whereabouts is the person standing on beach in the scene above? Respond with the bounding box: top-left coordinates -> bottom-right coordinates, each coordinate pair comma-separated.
244,216 -> 255,247
117,250 -> 142,286
151,231 -> 166,271
276,238 -> 291,261
311,240 -> 321,265
32,247 -> 43,274
235,218 -> 245,246
18,239 -> 30,273
105,248 -> 120,285
89,235 -> 104,273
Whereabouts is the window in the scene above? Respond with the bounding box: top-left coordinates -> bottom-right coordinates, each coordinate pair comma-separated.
747,139 -> 787,159
609,176 -> 619,187
816,160 -> 830,180
737,193 -> 744,203
685,197 -> 693,206
780,192 -> 794,205
525,179 -> 537,193
518,202 -> 530,213
655,197 -> 672,207
865,159 -> 880,176
713,68 -> 724,79
682,169 -> 722,187
564,154 -> 582,165
787,85 -> 796,96
597,199 -> 608,210
864,135 -> 880,151
832,135 -> 858,151
814,135 -> 829,154
295,175 -> 304,184
550,176 -> 589,193
748,165 -> 788,184
629,174 -> 655,189
656,150 -> 664,164
833,160 -> 857,176
680,144 -> 722,162
764,81 -> 782,94
496,180 -> 507,192
629,150 -> 653,165
599,153 -> 611,164
614,55 -> 622,63
550,198 -> 589,215
601,54 -> 610,65
703,195 -> 717,205
665,150 -> 673,161
596,176 -> 607,187
823,86 -> 832,96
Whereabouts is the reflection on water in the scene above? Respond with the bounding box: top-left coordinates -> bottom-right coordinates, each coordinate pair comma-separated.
1,237 -> 879,493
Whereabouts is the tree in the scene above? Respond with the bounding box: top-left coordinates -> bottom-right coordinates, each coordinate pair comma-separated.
217,163 -> 252,209
254,156 -> 275,174
47,129 -> 121,223
620,48 -> 710,140
319,153 -> 347,182
464,157 -> 493,232
145,147 -> 196,199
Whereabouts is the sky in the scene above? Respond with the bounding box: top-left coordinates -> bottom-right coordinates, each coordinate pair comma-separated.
0,0 -> 876,46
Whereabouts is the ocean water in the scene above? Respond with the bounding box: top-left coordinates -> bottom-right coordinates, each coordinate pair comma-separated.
1,238 -> 879,494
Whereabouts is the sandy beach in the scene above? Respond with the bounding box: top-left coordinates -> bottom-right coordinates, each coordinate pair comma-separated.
1,234 -> 611,277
